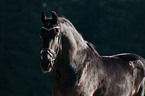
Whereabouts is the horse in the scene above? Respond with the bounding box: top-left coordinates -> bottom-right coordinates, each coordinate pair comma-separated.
40,11 -> 145,96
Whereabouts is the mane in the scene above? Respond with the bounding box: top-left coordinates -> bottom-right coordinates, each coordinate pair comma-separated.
86,42 -> 101,57
58,17 -> 102,57
58,17 -> 87,49
58,17 -> 75,29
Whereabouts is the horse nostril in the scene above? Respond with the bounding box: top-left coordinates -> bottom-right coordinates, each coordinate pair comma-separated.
48,63 -> 51,67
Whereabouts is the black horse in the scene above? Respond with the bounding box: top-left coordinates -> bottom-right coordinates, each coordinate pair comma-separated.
40,11 -> 145,96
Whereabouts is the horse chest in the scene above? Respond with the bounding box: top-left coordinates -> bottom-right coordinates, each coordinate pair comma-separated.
52,66 -> 99,96
52,75 -> 82,96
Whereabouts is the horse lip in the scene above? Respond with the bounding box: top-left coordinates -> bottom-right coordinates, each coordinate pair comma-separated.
41,62 -> 53,73
42,66 -> 52,73
43,68 -> 52,73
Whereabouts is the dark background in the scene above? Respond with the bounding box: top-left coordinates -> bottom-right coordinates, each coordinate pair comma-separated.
1,0 -> 145,96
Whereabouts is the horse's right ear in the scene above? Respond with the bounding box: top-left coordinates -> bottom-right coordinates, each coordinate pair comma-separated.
40,11 -> 47,25
51,11 -> 59,24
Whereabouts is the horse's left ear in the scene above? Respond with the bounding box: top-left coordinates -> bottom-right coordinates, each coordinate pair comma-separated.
51,11 -> 59,24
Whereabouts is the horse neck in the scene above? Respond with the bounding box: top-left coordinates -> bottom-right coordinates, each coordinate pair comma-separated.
55,23 -> 89,87
60,23 -> 87,62
55,22 -> 101,88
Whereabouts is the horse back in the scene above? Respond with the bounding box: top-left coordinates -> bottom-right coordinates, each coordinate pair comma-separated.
102,53 -> 145,74
100,53 -> 145,96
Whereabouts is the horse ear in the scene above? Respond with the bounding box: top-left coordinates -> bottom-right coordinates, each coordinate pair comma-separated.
51,11 -> 59,24
40,11 -> 47,24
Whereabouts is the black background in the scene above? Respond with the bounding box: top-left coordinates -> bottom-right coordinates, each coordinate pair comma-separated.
1,0 -> 145,96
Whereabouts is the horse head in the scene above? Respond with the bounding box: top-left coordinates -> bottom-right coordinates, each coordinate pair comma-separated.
40,11 -> 61,73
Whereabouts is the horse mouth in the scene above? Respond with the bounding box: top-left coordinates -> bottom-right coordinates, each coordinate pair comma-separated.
41,62 -> 52,73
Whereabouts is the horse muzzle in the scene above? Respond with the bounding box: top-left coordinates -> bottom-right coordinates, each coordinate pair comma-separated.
40,60 -> 53,73
40,49 -> 54,73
